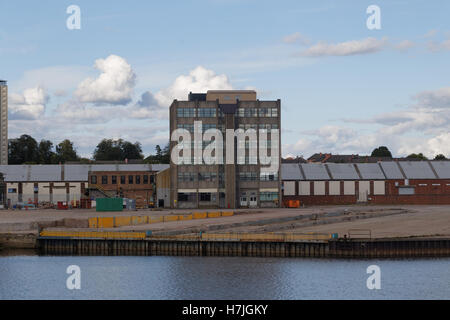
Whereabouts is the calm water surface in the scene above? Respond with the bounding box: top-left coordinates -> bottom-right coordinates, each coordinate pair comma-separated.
0,253 -> 449,299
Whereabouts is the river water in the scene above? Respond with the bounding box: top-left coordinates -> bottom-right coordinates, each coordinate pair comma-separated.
0,253 -> 449,299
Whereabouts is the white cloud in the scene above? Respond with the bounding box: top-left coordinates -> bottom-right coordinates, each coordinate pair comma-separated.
282,32 -> 310,45
414,86 -> 450,108
427,38 -> 450,52
13,65 -> 91,93
129,91 -> 168,120
154,66 -> 232,107
75,54 -> 136,105
394,40 -> 415,52
9,86 -> 48,120
300,37 -> 388,57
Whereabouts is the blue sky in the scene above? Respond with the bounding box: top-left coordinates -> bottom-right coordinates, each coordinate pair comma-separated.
1,0 -> 449,158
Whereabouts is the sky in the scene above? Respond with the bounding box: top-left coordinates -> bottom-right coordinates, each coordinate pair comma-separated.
0,0 -> 449,159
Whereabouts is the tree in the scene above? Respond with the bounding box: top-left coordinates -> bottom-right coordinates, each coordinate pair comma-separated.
406,153 -> 428,160
55,139 -> 79,163
8,134 -> 39,164
38,139 -> 56,164
121,141 -> 143,160
434,154 -> 447,160
371,146 -> 392,158
144,143 -> 170,164
93,139 -> 143,161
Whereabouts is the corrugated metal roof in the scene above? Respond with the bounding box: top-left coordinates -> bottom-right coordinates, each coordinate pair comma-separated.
326,163 -> 359,180
0,164 -> 170,182
430,161 -> 450,179
356,163 -> 385,180
0,165 -> 29,182
281,163 -> 303,180
300,164 -> 330,180
151,164 -> 170,172
29,165 -> 61,181
64,165 -> 90,181
380,162 -> 404,179
398,161 -> 436,179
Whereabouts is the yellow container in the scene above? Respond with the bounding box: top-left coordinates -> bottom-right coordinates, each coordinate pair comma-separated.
193,212 -> 207,219
114,216 -> 131,227
131,216 -> 148,225
88,217 -> 98,228
148,216 -> 164,224
98,217 -> 114,228
220,211 -> 234,217
207,211 -> 220,218
163,215 -> 179,222
178,214 -> 193,221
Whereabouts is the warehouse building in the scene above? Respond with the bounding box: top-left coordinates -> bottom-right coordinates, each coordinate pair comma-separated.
281,161 -> 450,205
0,164 -> 169,207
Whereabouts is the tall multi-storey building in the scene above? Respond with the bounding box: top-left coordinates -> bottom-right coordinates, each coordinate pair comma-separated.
169,90 -> 281,209
0,80 -> 7,165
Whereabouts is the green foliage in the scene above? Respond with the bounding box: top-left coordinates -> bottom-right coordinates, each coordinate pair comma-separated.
434,154 -> 447,160
406,153 -> 428,160
144,143 -> 170,164
8,135 -> 79,164
93,139 -> 143,161
370,146 -> 392,158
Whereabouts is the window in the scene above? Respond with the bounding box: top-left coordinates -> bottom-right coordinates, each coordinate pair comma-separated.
177,108 -> 196,118
112,176 -> 117,184
101,176 -> 108,184
239,171 -> 258,181
128,175 -> 134,184
150,175 -> 155,184
258,108 -> 278,117
120,175 -> 126,184
199,193 -> 212,201
260,192 -> 278,201
136,175 -> 141,184
177,124 -> 194,133
198,172 -> 217,182
202,123 -> 217,132
91,175 -> 97,184
198,108 -> 216,117
244,108 -> 257,117
178,172 -> 196,182
260,172 -> 278,181
143,175 -> 149,184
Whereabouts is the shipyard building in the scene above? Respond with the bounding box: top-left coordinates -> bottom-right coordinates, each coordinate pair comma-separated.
281,161 -> 450,206
169,90 -> 281,209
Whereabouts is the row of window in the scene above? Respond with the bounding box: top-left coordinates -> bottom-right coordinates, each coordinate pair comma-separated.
176,107 -> 279,118
259,192 -> 279,201
176,123 -> 278,134
177,123 -> 225,133
90,175 -> 154,185
178,171 -> 278,182
178,172 -> 219,183
236,108 -> 278,118
177,108 -> 217,118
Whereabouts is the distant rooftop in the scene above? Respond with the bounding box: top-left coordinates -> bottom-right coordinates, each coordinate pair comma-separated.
0,80 -> 7,85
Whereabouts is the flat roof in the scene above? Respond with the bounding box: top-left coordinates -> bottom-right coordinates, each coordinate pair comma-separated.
206,90 -> 256,93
